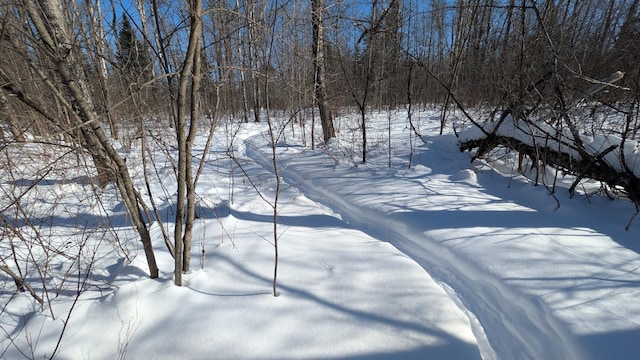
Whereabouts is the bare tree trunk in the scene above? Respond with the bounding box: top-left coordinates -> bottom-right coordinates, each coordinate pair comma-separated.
0,92 -> 25,142
19,0 -> 159,278
174,0 -> 203,285
183,28 -> 203,274
234,0 -> 250,123
312,0 -> 336,142
86,0 -> 118,139
247,1 -> 261,123
151,0 -> 176,125
134,0 -> 157,80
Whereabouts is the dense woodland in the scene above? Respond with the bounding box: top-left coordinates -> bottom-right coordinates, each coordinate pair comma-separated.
2,1 -> 639,132
1,0 -> 640,287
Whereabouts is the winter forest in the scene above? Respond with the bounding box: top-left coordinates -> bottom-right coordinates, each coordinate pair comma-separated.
2,0 -> 640,359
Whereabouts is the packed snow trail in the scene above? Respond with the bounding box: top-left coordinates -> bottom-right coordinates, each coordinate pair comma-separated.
243,134 -> 585,360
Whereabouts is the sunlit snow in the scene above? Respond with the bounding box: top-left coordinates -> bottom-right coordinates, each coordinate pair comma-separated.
2,108 -> 640,359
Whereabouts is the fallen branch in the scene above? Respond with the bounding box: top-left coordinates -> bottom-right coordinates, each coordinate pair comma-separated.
0,263 -> 44,304
458,71 -> 640,205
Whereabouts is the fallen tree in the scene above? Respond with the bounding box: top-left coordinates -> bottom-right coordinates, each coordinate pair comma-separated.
458,72 -> 640,207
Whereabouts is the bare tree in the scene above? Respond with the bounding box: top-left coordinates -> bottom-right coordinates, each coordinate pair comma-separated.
82,0 -> 118,139
312,0 -> 336,142
173,0 -> 204,285
0,0 -> 159,278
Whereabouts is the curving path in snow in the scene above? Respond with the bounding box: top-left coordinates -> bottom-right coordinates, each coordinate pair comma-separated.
243,133 -> 592,360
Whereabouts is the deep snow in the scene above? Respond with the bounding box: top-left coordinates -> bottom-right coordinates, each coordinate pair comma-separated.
2,108 -> 640,359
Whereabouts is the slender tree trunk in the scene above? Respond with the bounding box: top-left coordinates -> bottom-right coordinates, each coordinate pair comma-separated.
245,0 -> 261,123
174,0 -> 203,285
19,0 -> 159,278
183,29 -> 203,273
312,0 -> 336,142
236,0 -> 250,122
134,0 -> 157,79
151,0 -> 176,124
85,0 -> 117,139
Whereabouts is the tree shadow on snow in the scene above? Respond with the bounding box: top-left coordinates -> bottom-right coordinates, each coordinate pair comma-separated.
414,134 -> 640,254
196,251 -> 482,360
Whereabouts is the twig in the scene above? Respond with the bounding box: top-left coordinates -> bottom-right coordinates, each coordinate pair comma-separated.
0,263 -> 43,304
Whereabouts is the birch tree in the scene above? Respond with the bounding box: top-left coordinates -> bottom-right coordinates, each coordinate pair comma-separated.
0,0 -> 159,278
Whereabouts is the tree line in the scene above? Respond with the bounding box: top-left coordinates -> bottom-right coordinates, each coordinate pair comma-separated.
3,1 -> 638,137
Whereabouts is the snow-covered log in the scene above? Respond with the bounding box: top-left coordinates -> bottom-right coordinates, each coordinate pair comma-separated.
458,72 -> 640,205
459,116 -> 640,201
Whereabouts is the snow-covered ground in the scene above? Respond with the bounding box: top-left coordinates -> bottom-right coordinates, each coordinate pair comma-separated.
2,108 -> 640,359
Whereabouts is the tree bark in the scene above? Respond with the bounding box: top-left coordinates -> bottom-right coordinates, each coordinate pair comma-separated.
21,0 -> 159,278
174,0 -> 203,285
183,23 -> 203,274
312,0 -> 336,142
